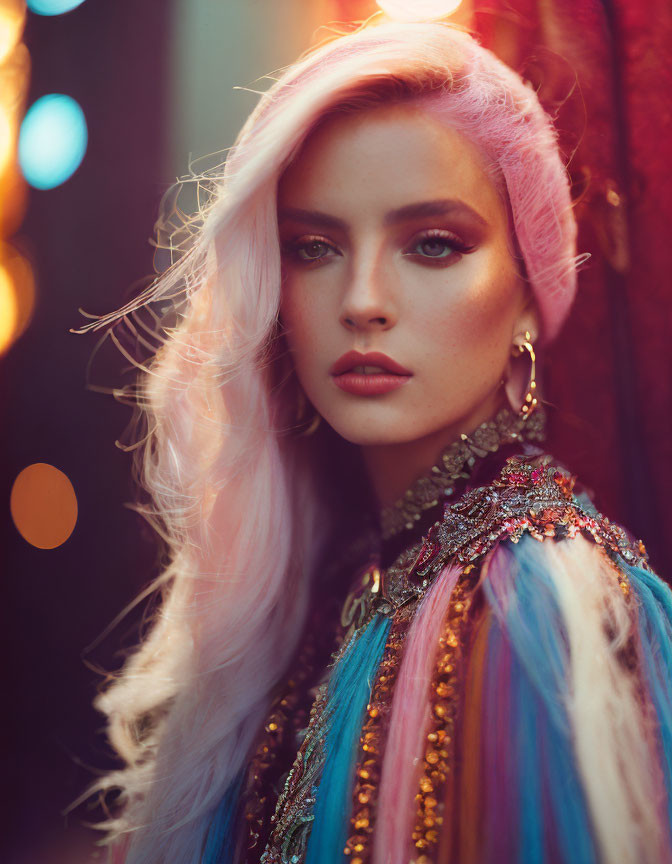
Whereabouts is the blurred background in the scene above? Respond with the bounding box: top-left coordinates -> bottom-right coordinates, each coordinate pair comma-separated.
1,0 -> 670,861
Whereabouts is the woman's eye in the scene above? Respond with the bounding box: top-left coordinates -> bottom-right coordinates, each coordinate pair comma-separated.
283,237 -> 338,263
298,241 -> 331,261
415,238 -> 453,258
405,231 -> 472,262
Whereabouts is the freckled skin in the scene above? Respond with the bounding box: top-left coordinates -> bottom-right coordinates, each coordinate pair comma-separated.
277,103 -> 539,506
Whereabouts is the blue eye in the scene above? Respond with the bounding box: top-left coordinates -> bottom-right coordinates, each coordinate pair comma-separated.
405,229 -> 474,262
413,236 -> 456,258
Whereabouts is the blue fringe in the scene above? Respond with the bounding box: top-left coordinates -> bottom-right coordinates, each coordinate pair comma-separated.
512,645 -> 543,864
624,562 -> 672,829
305,614 -> 391,864
484,536 -> 597,863
201,772 -> 244,864
482,616 -> 518,860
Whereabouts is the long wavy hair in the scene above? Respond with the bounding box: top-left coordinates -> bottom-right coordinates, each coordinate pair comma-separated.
78,15 -> 581,862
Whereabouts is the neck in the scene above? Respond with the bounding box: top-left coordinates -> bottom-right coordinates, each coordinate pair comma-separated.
361,389 -> 506,510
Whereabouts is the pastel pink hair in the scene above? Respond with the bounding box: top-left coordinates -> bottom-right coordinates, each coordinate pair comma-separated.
75,17 -> 583,862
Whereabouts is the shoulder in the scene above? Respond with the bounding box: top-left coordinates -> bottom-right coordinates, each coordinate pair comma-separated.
472,450 -> 649,571
401,451 -> 651,594
497,450 -> 648,568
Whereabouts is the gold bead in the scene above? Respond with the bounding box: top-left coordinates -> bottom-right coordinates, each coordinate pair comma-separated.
419,776 -> 434,793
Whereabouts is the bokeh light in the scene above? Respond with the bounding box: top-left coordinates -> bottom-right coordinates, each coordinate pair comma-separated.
0,40 -> 31,186
10,463 -> 78,549
0,263 -> 18,352
0,101 -> 12,172
0,164 -> 29,235
27,0 -> 86,15
376,0 -> 462,20
0,243 -> 35,352
19,93 -> 87,189
0,0 -> 25,65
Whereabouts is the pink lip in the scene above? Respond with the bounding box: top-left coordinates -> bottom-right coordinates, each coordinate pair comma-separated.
333,372 -> 411,396
329,350 -> 412,376
329,350 -> 413,397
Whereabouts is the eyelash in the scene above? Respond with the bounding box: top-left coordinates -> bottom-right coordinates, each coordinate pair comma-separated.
282,229 -> 474,265
405,229 -> 474,262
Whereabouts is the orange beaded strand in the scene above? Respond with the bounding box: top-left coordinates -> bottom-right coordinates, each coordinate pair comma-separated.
344,603 -> 417,863
411,562 -> 482,862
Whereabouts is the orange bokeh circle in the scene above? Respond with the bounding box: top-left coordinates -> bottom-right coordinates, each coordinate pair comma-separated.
10,462 -> 78,549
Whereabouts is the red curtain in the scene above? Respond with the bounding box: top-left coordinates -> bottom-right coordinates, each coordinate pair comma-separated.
472,0 -> 672,575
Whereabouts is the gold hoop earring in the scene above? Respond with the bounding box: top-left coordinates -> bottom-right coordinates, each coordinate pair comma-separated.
299,411 -> 322,437
512,330 -> 538,421
293,388 -> 322,437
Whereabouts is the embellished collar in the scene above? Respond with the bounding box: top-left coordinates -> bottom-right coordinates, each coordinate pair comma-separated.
379,405 -> 546,542
338,439 -> 650,639
336,406 -> 547,640
376,452 -> 648,616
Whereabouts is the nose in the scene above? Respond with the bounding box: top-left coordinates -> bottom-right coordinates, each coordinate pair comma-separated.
339,250 -> 397,332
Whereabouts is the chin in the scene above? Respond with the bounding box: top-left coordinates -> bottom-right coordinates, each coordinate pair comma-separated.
323,414 -> 431,448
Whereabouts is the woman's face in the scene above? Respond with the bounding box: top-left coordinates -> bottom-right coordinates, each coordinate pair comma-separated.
277,102 -> 536,449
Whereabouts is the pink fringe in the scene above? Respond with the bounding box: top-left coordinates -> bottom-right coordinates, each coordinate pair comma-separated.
109,836 -> 130,864
373,562 -> 462,864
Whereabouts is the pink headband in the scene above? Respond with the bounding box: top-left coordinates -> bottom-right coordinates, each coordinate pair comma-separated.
417,43 -> 581,344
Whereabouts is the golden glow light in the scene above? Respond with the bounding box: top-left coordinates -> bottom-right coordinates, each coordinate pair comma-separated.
0,243 -> 34,350
0,101 -> 13,172
0,4 -> 30,353
0,164 -> 28,235
376,0 -> 462,20
10,463 -> 78,549
0,262 -> 17,351
0,0 -> 25,66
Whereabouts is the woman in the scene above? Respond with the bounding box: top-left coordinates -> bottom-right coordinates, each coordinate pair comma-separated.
81,13 -> 672,864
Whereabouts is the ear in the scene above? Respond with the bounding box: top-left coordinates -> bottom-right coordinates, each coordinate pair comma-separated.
512,291 -> 541,345
504,293 -> 540,413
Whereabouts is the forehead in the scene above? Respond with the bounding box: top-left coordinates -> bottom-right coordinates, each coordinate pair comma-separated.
277,102 -> 506,225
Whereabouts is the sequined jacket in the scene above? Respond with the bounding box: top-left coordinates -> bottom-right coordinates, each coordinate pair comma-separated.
201,426 -> 672,864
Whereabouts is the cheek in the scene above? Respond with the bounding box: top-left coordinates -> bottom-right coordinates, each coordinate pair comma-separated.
279,283 -> 325,367
419,259 -> 520,376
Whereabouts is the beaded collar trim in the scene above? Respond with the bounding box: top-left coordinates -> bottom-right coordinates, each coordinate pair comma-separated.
375,452 -> 649,615
379,405 -> 547,541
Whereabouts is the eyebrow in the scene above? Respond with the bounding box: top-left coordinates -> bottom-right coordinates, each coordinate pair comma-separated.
277,198 -> 489,231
